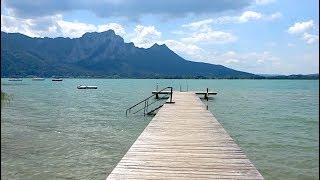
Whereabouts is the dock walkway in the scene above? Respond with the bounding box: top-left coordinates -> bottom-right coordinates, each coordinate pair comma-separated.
107,92 -> 263,179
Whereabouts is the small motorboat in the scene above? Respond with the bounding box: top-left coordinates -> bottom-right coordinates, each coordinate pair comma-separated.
52,78 -> 63,81
8,78 -> 23,81
77,85 -> 98,89
32,77 -> 45,81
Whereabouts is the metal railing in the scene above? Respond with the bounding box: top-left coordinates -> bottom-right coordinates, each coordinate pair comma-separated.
126,87 -> 173,116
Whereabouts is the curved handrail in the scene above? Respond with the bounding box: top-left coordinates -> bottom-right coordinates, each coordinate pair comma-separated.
132,94 -> 170,115
126,86 -> 173,116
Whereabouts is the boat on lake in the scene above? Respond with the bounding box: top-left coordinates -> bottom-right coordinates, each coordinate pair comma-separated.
77,85 -> 97,89
52,78 -> 63,81
8,78 -> 23,81
32,77 -> 45,81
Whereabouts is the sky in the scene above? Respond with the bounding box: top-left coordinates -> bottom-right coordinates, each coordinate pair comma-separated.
1,0 -> 319,75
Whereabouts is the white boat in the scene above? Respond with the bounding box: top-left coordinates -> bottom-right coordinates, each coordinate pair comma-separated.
32,77 -> 45,81
8,78 -> 22,81
52,78 -> 63,81
77,85 -> 97,89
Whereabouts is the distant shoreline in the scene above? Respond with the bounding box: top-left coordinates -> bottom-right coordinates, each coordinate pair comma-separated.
1,76 -> 319,80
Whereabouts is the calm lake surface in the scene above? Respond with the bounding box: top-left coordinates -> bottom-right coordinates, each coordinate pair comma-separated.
1,79 -> 319,179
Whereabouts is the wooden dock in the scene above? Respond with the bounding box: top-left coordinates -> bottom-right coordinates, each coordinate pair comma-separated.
107,92 -> 263,179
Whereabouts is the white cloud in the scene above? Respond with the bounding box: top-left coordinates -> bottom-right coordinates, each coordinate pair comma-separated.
238,11 -> 262,23
181,49 -> 283,74
181,29 -> 237,44
167,42 -> 282,73
181,19 -> 237,44
57,20 -> 96,38
130,25 -> 161,48
211,11 -> 280,24
287,20 -> 319,45
182,19 -> 213,31
217,51 -> 282,73
255,0 -> 276,5
1,14 -> 63,37
97,23 -> 125,36
162,39 -> 204,59
1,14 -> 126,38
288,20 -> 314,34
302,33 -> 319,44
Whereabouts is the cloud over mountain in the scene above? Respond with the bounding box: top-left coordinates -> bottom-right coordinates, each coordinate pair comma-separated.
4,0 -> 251,19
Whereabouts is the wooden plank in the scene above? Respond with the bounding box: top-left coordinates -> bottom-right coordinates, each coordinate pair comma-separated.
107,92 -> 263,179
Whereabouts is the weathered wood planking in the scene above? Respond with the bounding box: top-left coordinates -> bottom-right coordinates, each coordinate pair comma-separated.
107,92 -> 263,179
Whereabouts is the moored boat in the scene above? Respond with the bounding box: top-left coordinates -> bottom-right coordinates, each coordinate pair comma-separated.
52,78 -> 63,81
32,77 -> 45,81
77,85 -> 98,89
8,78 -> 23,81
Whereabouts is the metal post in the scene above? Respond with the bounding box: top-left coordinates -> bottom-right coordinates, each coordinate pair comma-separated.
146,100 -> 148,114
170,87 -> 173,103
156,84 -> 159,99
206,88 -> 208,110
207,88 -> 209,99
144,101 -> 146,116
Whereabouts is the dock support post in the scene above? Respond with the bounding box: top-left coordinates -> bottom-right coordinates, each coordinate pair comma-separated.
156,84 -> 159,99
206,88 -> 208,110
166,87 -> 175,104
170,87 -> 173,103
204,88 -> 209,100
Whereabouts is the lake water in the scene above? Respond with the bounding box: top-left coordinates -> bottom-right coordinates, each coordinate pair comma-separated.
1,79 -> 319,179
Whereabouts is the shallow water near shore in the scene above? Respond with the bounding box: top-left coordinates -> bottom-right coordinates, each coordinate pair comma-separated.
1,78 -> 319,179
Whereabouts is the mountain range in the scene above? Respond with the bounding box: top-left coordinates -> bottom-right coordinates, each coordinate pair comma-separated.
1,31 -> 318,79
1,30 -> 261,78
